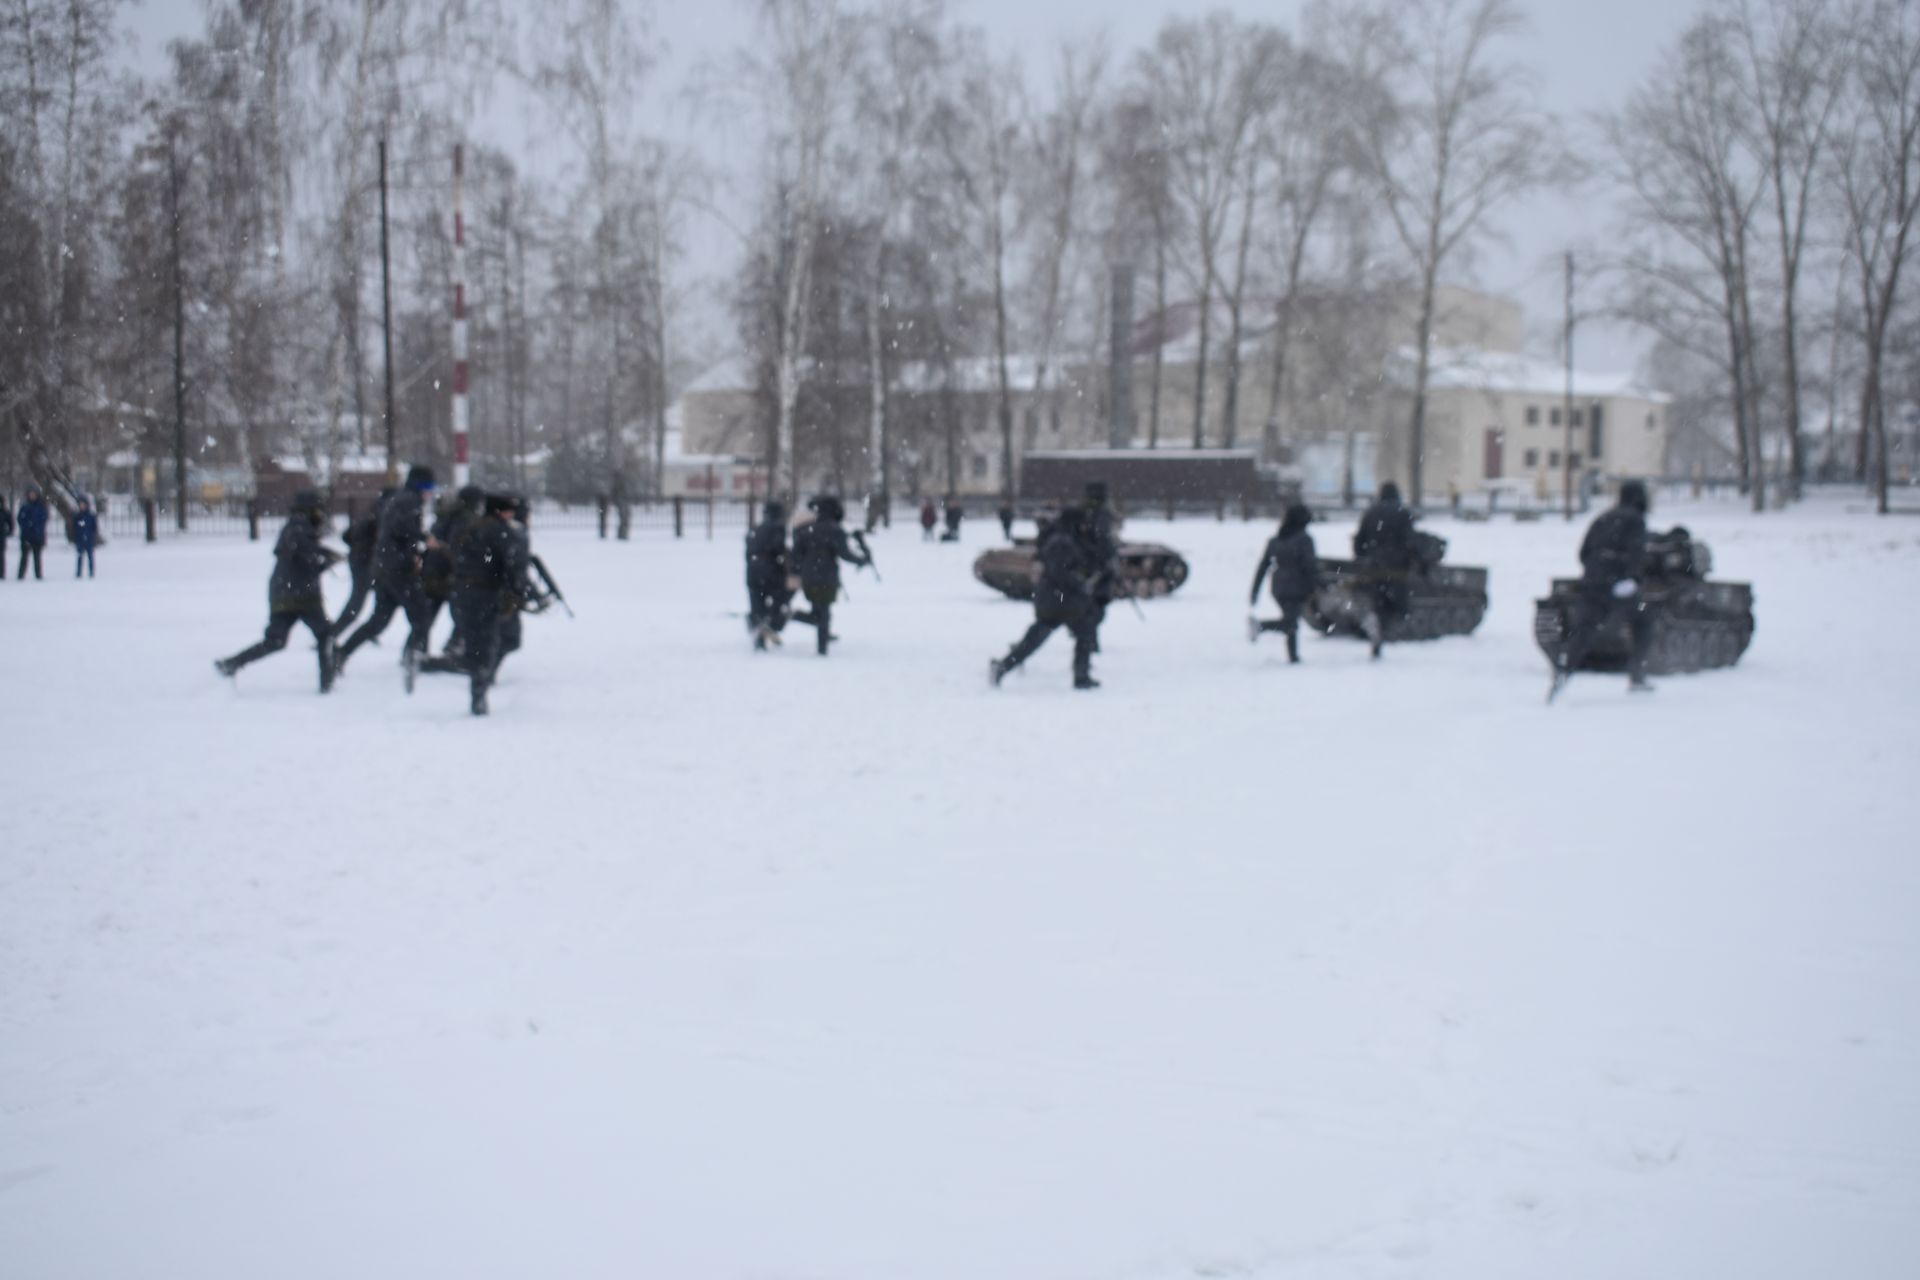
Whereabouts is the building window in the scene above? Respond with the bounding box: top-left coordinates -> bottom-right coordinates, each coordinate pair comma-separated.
1570,408 -> 1583,427
1524,449 -> 1539,467
1548,450 -> 1561,467
1646,411 -> 1659,430
1590,405 -> 1605,458
971,454 -> 989,479
1569,452 -> 1582,467
1526,405 -> 1540,425
1549,408 -> 1562,426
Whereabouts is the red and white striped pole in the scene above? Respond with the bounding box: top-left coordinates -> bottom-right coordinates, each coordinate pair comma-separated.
451,143 -> 470,487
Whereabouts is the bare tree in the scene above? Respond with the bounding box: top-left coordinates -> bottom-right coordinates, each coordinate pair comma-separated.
738,0 -> 856,502
1731,0 -> 1853,500
1834,0 -> 1920,514
1135,13 -> 1275,447
934,32 -> 1025,501
1609,16 -> 1772,509
1352,0 -> 1566,505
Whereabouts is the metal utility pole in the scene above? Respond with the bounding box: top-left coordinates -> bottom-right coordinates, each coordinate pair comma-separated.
380,137 -> 397,483
1563,251 -> 1576,522
1109,264 -> 1135,450
167,127 -> 189,531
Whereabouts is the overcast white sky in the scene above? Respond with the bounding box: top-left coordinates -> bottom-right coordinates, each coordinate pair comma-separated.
125,0 -> 1707,373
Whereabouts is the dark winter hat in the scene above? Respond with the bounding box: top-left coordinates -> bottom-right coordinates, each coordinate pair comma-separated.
1280,502 -> 1313,534
808,494 -> 845,522
458,484 -> 485,507
1619,479 -> 1649,513
485,491 -> 520,514
77,494 -> 91,507
404,464 -> 437,492
763,500 -> 786,522
1379,481 -> 1402,503
290,488 -> 324,513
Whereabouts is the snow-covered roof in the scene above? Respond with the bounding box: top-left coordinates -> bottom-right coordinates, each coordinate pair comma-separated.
1409,347 -> 1672,404
684,356 -> 758,395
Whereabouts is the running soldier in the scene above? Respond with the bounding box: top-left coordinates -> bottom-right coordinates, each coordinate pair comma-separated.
988,505 -> 1105,691
789,495 -> 871,656
1248,502 -> 1320,663
1352,481 -> 1416,658
331,487 -> 391,636
1550,480 -> 1656,701
446,492 -> 525,716
744,500 -> 791,650
214,489 -> 340,691
334,464 -> 436,674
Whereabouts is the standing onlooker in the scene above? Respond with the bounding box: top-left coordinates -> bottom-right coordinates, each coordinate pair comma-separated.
0,495 -> 13,580
71,495 -> 99,578
919,498 -> 937,541
15,486 -> 49,580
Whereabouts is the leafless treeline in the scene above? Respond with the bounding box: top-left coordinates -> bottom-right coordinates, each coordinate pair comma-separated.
1604,0 -> 1920,513
0,0 -> 698,514
3,0 -> 1916,516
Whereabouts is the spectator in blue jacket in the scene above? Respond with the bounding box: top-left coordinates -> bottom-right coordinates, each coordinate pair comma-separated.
15,486 -> 49,580
72,495 -> 99,578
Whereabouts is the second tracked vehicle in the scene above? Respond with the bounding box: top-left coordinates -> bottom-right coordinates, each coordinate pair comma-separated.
973,540 -> 1190,601
1533,527 -> 1754,675
1304,530 -> 1489,642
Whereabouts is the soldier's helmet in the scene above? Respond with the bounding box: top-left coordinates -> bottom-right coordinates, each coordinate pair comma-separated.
764,500 -> 786,523
485,491 -> 519,514
290,488 -> 324,515
1379,481 -> 1402,503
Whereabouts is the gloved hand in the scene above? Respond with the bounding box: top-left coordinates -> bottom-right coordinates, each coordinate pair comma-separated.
1612,578 -> 1638,599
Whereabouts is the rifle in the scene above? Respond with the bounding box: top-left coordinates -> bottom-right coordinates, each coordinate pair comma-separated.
530,554 -> 574,618
851,529 -> 881,582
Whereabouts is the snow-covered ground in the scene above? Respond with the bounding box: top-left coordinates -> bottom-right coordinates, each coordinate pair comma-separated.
3,495 -> 1918,1279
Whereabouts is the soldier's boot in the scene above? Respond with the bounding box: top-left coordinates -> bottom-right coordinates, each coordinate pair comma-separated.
318,636 -> 336,693
471,687 -> 489,716
1286,632 -> 1300,664
989,656 -> 1011,687
403,645 -> 419,694
1627,674 -> 1656,694
1074,673 -> 1100,690
816,630 -> 830,656
1363,611 -> 1384,659
1247,615 -> 1260,644
214,657 -> 240,678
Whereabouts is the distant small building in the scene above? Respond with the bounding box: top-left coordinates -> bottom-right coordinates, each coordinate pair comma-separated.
1376,348 -> 1672,505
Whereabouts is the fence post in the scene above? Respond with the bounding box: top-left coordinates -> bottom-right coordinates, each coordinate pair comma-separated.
673,495 -> 684,538
143,497 -> 157,543
1165,495 -> 1175,521
247,497 -> 261,540
706,494 -> 714,540
617,495 -> 631,541
596,493 -> 609,539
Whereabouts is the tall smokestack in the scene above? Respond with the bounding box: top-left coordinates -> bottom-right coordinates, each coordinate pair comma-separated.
1109,264 -> 1134,450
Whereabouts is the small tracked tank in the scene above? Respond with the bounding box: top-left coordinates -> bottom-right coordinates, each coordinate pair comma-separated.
1533,527 -> 1754,674
1304,530 -> 1489,642
973,540 -> 1191,601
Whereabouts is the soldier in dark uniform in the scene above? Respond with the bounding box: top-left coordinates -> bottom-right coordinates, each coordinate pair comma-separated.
447,492 -> 525,716
335,464 -> 436,673
789,495 -> 870,656
331,487 -> 391,636
214,489 -> 340,691
1551,479 -> 1656,700
421,484 -> 485,657
1352,481 -> 1416,658
941,497 -> 963,541
989,505 -> 1104,690
1082,480 -> 1122,643
1248,502 -> 1320,663
745,500 -> 791,650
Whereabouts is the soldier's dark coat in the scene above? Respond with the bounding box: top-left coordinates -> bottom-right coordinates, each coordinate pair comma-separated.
1353,493 -> 1415,570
